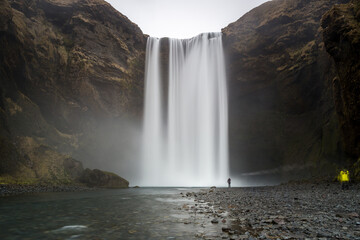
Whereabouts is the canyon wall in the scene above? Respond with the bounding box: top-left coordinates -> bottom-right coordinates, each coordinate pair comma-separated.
322,0 -> 360,160
222,0 -> 350,180
0,0 -> 145,184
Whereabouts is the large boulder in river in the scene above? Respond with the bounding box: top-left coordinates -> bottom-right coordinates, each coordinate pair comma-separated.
79,168 -> 129,188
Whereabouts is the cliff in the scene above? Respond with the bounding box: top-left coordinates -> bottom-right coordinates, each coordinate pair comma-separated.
0,0 -> 146,185
321,0 -> 360,160
222,0 -> 349,179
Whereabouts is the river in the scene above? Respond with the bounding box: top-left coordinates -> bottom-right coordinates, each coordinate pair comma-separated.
0,188 -> 222,240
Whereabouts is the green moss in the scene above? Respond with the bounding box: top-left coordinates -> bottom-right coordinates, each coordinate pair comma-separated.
0,176 -> 39,185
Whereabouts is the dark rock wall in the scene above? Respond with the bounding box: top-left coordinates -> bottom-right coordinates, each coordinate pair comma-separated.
1,0 -> 145,133
0,0 -> 145,182
322,0 -> 360,160
222,0 -> 349,179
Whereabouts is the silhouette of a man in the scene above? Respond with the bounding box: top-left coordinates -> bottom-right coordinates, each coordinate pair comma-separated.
227,178 -> 231,188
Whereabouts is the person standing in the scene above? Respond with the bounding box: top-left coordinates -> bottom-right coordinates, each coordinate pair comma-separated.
338,170 -> 350,190
227,178 -> 231,188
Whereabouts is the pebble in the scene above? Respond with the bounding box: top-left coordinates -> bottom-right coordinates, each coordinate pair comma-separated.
182,182 -> 360,239
211,218 -> 218,224
0,184 -> 93,196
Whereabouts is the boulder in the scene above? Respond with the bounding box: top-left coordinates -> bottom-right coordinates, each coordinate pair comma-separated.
79,168 -> 129,188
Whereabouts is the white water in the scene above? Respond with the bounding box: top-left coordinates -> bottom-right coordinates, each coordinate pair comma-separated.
141,33 -> 228,186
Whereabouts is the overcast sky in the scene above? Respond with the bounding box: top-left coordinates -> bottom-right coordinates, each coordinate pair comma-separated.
105,0 -> 269,38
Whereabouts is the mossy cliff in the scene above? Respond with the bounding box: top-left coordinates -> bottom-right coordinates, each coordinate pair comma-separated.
0,0 -> 146,186
222,0 -> 350,179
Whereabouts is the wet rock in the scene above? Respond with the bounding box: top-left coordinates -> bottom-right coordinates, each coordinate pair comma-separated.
238,235 -> 248,239
272,218 -> 286,225
211,219 -> 219,224
347,212 -> 359,218
222,227 -> 231,232
79,169 -> 128,188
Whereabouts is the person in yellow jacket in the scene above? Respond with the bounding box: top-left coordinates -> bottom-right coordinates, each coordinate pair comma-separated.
338,170 -> 350,190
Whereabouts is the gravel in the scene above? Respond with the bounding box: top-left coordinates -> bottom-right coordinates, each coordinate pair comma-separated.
0,184 -> 94,196
182,182 -> 360,239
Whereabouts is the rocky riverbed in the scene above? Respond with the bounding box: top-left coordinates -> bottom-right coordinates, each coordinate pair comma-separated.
0,184 -> 94,197
181,183 -> 360,239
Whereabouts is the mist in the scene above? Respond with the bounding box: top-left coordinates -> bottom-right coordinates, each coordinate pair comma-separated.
72,117 -> 143,186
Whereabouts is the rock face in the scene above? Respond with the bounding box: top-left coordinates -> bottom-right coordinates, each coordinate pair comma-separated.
321,0 -> 360,159
79,168 -> 129,188
222,0 -> 349,178
0,136 -> 84,185
1,0 -> 145,129
0,0 -> 144,185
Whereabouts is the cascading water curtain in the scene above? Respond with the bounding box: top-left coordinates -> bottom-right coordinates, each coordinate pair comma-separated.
142,33 -> 228,187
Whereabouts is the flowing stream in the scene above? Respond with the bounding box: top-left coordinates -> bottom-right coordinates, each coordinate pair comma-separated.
142,33 -> 229,186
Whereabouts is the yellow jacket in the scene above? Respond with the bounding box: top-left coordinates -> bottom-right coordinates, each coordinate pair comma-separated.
339,170 -> 349,182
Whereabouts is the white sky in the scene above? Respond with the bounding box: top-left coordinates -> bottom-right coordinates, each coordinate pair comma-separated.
105,0 -> 269,38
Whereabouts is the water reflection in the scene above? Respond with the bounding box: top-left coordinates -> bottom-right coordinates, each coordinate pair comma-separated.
0,188 -> 218,239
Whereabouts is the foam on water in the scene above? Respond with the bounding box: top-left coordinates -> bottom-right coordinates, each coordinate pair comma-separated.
54,225 -> 88,232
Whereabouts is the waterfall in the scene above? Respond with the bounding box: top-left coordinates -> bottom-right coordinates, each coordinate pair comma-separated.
142,33 -> 228,186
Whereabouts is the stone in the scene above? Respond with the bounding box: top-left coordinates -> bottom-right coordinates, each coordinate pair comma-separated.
211,219 -> 219,224
79,169 -> 129,188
